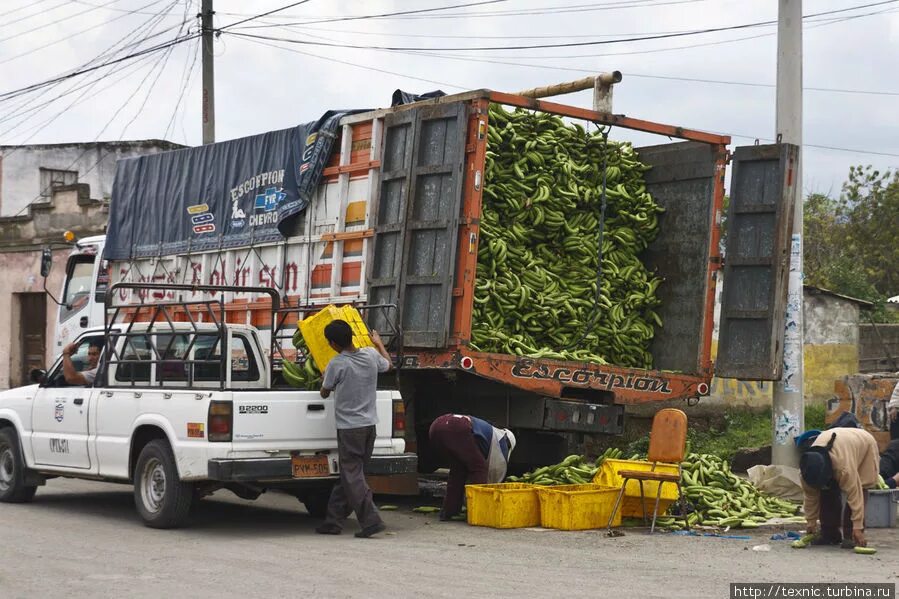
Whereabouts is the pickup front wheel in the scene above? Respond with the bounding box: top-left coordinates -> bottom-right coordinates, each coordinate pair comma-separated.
134,440 -> 194,528
0,428 -> 37,503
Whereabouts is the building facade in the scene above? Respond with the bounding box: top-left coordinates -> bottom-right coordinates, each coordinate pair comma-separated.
0,141 -> 181,389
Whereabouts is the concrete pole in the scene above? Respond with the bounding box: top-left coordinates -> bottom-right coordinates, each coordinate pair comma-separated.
201,0 -> 215,145
772,0 -> 804,467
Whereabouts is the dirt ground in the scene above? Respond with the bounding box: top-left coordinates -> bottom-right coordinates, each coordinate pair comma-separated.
1,478 -> 896,599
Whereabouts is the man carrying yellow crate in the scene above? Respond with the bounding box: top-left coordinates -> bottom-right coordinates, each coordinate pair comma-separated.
315,320 -> 392,538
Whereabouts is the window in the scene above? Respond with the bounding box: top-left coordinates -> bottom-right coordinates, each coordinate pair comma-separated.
60,256 -> 95,323
47,335 -> 104,387
115,335 -> 151,384
230,335 -> 259,382
39,168 -> 78,198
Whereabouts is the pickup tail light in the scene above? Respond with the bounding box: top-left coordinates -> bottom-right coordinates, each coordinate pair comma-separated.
392,397 -> 405,439
208,400 -> 232,442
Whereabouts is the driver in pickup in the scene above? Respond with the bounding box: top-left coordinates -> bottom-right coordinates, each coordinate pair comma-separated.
61,339 -> 102,385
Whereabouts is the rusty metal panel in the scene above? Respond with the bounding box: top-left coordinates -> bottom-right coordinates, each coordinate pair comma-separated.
716,143 -> 799,380
638,141 -> 718,375
367,102 -> 468,347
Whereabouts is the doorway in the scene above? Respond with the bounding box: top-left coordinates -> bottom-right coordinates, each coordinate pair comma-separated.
18,292 -> 46,386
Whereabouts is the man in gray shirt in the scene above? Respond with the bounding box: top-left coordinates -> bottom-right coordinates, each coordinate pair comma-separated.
315,319 -> 391,538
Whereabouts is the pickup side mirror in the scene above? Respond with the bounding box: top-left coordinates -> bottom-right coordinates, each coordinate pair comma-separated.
30,368 -> 46,384
40,248 -> 52,277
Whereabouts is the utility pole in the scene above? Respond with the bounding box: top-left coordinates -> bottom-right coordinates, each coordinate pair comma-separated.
201,0 -> 215,145
772,0 -> 804,467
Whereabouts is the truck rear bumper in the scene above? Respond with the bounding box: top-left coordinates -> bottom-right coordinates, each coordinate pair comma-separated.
207,453 -> 418,482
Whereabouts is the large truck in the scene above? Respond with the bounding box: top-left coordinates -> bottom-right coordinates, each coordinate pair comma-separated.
43,81 -> 798,470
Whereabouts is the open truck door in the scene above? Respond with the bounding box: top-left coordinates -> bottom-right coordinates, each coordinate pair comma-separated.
715,143 -> 800,380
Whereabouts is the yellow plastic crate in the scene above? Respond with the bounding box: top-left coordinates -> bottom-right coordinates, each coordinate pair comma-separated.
465,483 -> 540,529
593,458 -> 680,518
536,484 -> 621,530
299,304 -> 373,371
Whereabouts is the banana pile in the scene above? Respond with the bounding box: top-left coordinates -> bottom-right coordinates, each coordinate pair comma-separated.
655,452 -> 803,530
472,103 -> 665,368
280,328 -> 323,390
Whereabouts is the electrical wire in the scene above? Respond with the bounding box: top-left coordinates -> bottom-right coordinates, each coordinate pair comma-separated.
163,36 -> 201,143
0,0 -> 71,30
226,0 -> 706,25
232,33 -> 470,91
225,0 -> 899,51
0,0 -> 181,66
0,31 -> 201,102
220,0 -> 512,26
1,1 -> 188,135
231,30 -> 899,160
0,0 -> 131,42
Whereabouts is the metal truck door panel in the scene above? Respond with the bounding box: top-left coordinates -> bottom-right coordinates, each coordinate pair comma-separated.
638,141 -> 720,375
716,143 -> 799,380
31,386 -> 93,469
368,102 -> 468,347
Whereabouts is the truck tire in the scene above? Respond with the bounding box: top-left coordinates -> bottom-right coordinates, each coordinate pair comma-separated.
300,487 -> 333,519
133,440 -> 194,529
0,428 -> 37,503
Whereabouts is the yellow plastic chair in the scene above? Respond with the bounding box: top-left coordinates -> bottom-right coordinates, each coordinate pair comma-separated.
606,408 -> 691,534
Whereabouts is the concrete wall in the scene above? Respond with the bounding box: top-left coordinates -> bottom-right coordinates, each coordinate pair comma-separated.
826,373 -> 898,453
0,141 -> 180,217
706,287 -> 862,407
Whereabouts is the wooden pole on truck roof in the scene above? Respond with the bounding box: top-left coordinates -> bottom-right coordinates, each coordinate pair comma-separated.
517,72 -> 622,113
773,0 -> 804,467
201,0 -> 216,144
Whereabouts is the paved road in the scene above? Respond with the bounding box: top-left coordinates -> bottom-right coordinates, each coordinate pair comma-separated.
1,479 -> 897,598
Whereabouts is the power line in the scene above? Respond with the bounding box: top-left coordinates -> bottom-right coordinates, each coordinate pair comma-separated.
232,33 -> 470,91
235,29 -> 899,160
218,0 -> 317,31
224,0 -> 899,52
2,1 -> 184,142
0,0 -> 70,30
221,0 -> 516,27
227,0 -> 706,26
0,32 -> 201,102
0,0 -> 131,42
0,13 -> 189,128
0,0 -> 179,66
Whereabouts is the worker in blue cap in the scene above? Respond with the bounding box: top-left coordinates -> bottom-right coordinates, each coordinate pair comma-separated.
799,427 -> 880,548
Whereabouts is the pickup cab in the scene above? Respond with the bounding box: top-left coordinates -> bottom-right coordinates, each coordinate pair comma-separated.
0,321 -> 415,528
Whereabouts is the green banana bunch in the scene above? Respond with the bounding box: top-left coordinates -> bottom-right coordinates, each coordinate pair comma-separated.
505,448 -> 622,486
653,452 -> 803,530
474,103 -> 665,369
281,327 -> 322,390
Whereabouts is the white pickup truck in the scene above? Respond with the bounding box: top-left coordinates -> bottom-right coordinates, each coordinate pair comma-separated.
0,320 -> 414,528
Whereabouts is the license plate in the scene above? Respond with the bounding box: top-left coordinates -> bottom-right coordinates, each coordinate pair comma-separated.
292,454 -> 330,478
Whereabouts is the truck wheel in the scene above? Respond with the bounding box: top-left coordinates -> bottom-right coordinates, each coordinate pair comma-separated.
300,487 -> 333,518
133,440 -> 194,529
0,428 -> 37,503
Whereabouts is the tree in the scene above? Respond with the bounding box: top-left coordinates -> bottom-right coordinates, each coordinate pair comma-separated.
803,166 -> 899,322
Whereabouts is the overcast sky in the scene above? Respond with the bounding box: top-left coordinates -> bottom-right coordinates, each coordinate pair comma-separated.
2,0 -> 897,196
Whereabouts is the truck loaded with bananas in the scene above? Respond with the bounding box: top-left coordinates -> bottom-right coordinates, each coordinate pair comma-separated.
71,85 -> 796,473
473,104 -> 664,369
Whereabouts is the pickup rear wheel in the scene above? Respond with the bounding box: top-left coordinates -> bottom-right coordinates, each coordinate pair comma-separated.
134,440 -> 194,528
0,428 -> 37,503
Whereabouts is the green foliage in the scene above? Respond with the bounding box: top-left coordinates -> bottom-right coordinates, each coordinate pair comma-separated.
803,166 -> 899,322
622,404 -> 829,462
